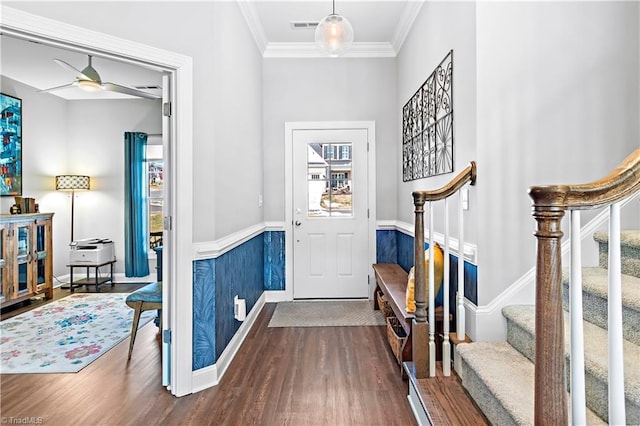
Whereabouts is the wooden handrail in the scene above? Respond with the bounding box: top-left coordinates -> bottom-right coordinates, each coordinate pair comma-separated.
527,148 -> 640,425
529,148 -> 640,209
413,161 -> 477,203
412,161 -> 477,378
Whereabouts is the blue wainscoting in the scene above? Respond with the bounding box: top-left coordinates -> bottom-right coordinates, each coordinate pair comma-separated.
376,229 -> 478,329
376,230 -> 397,264
192,231 -> 286,371
214,235 -> 264,359
191,228 -> 475,371
193,258 -> 216,370
396,231 -> 415,273
264,231 -> 285,291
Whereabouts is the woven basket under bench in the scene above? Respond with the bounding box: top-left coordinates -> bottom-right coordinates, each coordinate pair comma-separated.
386,316 -> 408,364
376,290 -> 394,318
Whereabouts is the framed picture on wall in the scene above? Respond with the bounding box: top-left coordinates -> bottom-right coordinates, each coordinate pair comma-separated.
0,93 -> 22,196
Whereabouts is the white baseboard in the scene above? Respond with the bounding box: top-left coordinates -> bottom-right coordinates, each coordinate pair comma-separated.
191,292 -> 266,393
265,290 -> 290,303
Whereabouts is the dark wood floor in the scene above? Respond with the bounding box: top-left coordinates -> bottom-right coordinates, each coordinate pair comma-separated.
1,301 -> 418,425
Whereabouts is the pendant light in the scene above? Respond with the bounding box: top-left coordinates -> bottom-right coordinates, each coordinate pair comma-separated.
315,0 -> 354,57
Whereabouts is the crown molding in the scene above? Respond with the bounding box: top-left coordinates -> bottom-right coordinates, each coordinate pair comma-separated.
263,41 -> 396,59
391,1 -> 425,54
236,1 -> 268,55
237,0 -> 423,59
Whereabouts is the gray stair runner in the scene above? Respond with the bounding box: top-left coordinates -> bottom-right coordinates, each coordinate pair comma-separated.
594,230 -> 640,279
456,230 -> 640,425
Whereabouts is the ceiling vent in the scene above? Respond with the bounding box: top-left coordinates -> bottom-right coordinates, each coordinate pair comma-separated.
290,21 -> 319,30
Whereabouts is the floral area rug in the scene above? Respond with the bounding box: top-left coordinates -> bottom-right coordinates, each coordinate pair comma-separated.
1,293 -> 155,374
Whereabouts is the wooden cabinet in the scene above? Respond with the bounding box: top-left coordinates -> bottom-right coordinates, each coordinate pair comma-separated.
0,213 -> 54,308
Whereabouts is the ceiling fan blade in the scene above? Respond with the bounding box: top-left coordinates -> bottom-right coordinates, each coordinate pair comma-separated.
38,82 -> 77,93
54,58 -> 93,80
102,82 -> 161,100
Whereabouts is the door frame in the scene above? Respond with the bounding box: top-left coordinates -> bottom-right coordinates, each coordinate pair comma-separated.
284,121 -> 377,300
0,6 -> 194,396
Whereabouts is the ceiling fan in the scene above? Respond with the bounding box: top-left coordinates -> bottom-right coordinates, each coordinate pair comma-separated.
40,55 -> 161,100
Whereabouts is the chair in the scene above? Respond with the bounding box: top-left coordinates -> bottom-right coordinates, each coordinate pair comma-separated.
125,281 -> 162,359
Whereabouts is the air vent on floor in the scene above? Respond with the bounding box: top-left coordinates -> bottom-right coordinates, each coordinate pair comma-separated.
290,21 -> 319,30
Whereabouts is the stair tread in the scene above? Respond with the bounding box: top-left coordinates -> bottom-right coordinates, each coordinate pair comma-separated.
457,341 -> 605,425
562,267 -> 640,311
594,230 -> 640,249
503,305 -> 640,402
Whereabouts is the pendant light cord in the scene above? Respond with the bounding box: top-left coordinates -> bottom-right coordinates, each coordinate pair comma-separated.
332,0 -> 335,15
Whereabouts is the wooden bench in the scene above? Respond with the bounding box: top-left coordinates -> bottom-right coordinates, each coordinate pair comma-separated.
373,263 -> 447,372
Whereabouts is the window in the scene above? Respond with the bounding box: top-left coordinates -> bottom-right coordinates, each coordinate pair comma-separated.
323,145 -> 335,160
340,145 -> 350,160
331,172 -> 348,189
307,142 -> 352,217
146,143 -> 163,250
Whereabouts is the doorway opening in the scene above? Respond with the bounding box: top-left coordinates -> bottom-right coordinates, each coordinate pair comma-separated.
284,121 -> 377,301
1,7 -> 194,396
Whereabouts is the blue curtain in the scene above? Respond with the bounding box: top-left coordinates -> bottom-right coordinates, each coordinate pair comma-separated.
124,132 -> 150,277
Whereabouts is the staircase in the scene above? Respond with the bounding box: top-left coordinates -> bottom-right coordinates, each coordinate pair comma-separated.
456,230 -> 640,425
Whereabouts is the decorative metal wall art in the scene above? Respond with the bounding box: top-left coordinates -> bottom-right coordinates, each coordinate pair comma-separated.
402,50 -> 454,181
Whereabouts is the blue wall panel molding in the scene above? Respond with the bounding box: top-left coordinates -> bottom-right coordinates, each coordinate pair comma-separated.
192,258 -> 216,370
375,229 -> 478,306
376,230 -> 397,264
396,231 -> 414,272
264,231 -> 285,291
192,229 -> 286,371
214,234 -> 264,359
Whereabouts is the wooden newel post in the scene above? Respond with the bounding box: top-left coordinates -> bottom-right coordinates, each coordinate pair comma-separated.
412,192 -> 429,378
413,193 -> 427,322
531,205 -> 568,425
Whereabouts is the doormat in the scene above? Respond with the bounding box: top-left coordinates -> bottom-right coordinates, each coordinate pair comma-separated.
0,293 -> 155,374
268,300 -> 386,327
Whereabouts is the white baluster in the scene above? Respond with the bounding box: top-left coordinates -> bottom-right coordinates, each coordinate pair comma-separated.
442,198 -> 451,376
457,189 -> 465,342
608,203 -> 626,424
570,210 -> 587,425
428,201 -> 436,377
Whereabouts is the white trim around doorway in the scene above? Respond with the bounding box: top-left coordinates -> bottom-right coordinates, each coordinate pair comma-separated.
284,121 -> 377,301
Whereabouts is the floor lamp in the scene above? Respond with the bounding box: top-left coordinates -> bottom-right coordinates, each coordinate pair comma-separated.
56,175 -> 90,242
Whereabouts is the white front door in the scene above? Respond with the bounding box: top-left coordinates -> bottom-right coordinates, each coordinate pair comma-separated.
292,128 -> 369,299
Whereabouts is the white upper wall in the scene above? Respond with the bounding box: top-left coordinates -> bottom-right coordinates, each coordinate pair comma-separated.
475,1 -> 639,304
396,1 -> 478,244
6,1 -> 265,242
65,99 -> 161,270
262,58 -> 398,222
0,76 -> 160,277
0,77 -> 68,277
396,1 -> 639,308
209,4 -> 264,239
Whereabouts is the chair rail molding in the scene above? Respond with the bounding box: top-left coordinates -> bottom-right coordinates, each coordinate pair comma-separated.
377,220 -> 477,265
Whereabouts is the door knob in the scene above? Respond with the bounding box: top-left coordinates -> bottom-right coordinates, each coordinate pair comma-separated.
295,221 -> 302,227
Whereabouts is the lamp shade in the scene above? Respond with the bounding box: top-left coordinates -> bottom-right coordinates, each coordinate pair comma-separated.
56,175 -> 90,191
315,14 -> 354,57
